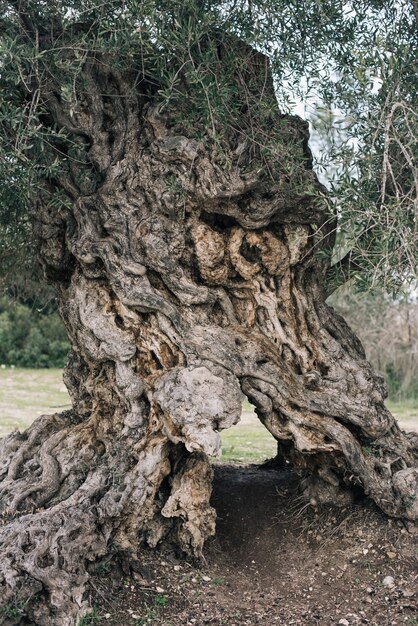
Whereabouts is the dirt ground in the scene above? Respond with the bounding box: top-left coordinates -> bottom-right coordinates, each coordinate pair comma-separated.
89,465 -> 418,626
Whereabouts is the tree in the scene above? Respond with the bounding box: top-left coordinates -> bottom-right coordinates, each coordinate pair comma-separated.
0,1 -> 416,624
331,289 -> 418,400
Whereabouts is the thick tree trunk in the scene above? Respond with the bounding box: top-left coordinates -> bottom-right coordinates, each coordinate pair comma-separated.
0,42 -> 417,625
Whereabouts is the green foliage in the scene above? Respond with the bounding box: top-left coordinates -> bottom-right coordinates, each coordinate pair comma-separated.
402,495 -> 417,511
153,594 -> 168,608
0,296 -> 69,368
78,608 -> 102,625
0,603 -> 25,620
362,439 -> 381,457
132,594 -> 169,625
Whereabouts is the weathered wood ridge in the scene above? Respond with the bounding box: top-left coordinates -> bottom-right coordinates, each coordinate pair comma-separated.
0,38 -> 417,626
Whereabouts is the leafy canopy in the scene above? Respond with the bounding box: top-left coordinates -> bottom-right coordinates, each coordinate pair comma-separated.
0,0 -> 416,292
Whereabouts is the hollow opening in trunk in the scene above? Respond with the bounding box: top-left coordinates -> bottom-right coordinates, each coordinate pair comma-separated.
218,399 -> 278,466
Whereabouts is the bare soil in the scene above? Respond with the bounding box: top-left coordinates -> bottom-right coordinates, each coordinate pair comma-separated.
90,465 -> 418,626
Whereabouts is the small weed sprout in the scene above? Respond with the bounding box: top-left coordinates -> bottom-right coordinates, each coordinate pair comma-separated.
78,608 -> 102,625
402,495 -> 416,510
153,595 -> 168,608
1,604 -> 25,620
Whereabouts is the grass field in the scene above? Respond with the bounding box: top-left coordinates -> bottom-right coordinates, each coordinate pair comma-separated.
1,368 -> 417,463
0,368 -> 70,437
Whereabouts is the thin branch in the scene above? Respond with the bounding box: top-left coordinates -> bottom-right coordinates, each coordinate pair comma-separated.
326,251 -> 362,297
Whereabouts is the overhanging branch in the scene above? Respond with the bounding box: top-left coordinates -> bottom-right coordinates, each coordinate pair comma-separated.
326,252 -> 362,297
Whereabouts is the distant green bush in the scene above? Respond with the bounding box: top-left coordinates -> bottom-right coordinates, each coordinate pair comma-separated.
0,296 -> 69,368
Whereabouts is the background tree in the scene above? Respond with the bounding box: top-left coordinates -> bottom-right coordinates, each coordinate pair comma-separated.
330,289 -> 418,400
0,1 -> 417,624
0,277 -> 69,367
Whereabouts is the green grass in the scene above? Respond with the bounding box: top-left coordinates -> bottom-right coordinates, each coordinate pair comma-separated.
0,368 -> 416,463
218,411 -> 277,463
386,398 -> 418,421
0,368 -> 71,437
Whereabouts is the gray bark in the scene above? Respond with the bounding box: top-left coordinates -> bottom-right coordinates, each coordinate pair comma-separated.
0,41 -> 416,626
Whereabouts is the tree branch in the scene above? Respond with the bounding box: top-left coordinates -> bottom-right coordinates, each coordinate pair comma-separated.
326,252 -> 362,297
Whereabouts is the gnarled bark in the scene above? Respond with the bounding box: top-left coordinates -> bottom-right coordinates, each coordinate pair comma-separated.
0,38 -> 417,626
